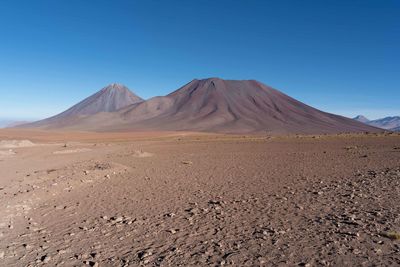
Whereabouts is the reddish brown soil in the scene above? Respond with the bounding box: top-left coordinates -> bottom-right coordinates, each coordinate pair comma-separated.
0,131 -> 399,266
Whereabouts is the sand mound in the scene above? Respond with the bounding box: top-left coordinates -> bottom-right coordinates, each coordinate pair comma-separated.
0,140 -> 35,148
0,149 -> 16,158
132,150 -> 153,158
53,148 -> 92,154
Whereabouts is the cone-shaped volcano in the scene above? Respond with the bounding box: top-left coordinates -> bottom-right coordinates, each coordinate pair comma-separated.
23,83 -> 143,128
115,78 -> 380,134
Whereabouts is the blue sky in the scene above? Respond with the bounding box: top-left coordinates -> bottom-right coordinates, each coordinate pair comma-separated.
0,0 -> 398,121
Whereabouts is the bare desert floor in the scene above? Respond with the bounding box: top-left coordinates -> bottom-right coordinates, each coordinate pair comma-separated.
0,129 -> 399,266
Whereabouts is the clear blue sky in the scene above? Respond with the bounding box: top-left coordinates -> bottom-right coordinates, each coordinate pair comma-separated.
0,0 -> 398,121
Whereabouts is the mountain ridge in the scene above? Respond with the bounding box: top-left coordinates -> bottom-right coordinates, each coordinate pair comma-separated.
19,78 -> 380,134
353,115 -> 400,131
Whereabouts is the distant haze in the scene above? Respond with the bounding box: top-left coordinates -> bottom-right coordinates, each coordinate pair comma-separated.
0,119 -> 33,128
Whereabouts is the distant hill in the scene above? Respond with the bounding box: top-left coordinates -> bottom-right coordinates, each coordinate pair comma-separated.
0,119 -> 31,128
19,78 -> 380,134
0,120 -> 14,128
354,115 -> 400,131
368,116 -> 400,130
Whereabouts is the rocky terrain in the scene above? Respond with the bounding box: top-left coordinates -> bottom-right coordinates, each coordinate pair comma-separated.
0,131 -> 399,266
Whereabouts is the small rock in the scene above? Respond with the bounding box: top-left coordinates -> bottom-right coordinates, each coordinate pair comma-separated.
41,255 -> 51,263
80,253 -> 89,259
0,250 -> 4,259
209,200 -> 221,205
138,250 -> 152,260
23,243 -> 32,249
113,216 -> 123,223
57,249 -> 67,254
90,252 -> 99,259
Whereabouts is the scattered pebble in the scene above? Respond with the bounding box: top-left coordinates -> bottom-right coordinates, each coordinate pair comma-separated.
41,255 -> 51,263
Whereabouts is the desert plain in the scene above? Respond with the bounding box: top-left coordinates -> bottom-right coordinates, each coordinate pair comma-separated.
0,129 -> 399,267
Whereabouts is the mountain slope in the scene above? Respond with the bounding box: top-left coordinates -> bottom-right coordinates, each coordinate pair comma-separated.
22,83 -> 143,128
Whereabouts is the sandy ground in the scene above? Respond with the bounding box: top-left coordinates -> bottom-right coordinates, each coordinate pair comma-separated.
0,130 -> 399,266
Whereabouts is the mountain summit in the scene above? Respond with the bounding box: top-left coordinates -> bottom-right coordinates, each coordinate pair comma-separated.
20,78 -> 380,134
62,83 -> 143,116
353,115 -> 370,123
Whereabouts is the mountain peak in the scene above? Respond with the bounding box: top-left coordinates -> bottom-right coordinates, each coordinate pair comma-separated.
103,83 -> 130,91
204,77 -> 223,82
23,84 -> 144,127
353,115 -> 370,123
194,77 -> 258,83
193,77 -> 222,82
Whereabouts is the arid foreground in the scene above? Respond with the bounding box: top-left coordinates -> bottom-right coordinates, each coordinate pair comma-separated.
0,130 -> 399,266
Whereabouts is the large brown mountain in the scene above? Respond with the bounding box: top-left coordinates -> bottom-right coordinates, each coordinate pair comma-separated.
20,78 -> 380,134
